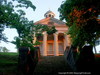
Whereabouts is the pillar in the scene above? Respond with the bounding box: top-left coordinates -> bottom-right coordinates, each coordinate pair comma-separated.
54,32 -> 59,56
64,34 -> 71,50
42,31 -> 47,56
64,34 -> 67,50
33,32 -> 37,44
67,35 -> 71,46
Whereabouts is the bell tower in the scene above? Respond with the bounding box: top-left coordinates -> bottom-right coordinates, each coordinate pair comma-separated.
44,10 -> 55,18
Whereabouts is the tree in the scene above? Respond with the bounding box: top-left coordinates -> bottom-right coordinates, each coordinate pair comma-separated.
2,47 -> 9,52
12,24 -> 57,49
0,46 -> 9,52
33,24 -> 57,36
0,0 -> 36,50
0,0 -> 36,42
1,0 -> 57,51
58,0 -> 100,50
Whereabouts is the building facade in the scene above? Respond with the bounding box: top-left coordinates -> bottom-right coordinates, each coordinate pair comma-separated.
34,10 -> 71,56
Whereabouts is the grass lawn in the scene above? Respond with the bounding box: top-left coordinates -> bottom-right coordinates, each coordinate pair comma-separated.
0,52 -> 18,75
0,52 -> 100,75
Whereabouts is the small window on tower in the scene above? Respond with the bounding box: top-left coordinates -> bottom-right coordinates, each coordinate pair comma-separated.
46,15 -> 48,18
49,14 -> 51,17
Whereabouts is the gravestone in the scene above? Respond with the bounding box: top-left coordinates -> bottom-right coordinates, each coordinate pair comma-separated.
27,47 -> 39,75
18,47 -> 29,75
76,45 -> 95,72
64,46 -> 77,71
18,47 -> 39,75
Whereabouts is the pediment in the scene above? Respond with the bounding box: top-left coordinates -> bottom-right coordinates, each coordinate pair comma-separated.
34,17 -> 51,25
34,17 -> 66,27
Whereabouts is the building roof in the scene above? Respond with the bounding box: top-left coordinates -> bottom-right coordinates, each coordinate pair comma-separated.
34,17 -> 66,26
50,18 -> 65,25
34,10 -> 66,26
44,10 -> 55,17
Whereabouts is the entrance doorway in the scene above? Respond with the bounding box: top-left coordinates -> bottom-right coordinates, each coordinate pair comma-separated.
59,43 -> 64,55
47,43 -> 54,55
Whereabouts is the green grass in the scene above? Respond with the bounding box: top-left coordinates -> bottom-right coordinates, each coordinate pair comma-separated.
0,52 -> 18,64
0,52 -> 18,55
0,52 -> 18,74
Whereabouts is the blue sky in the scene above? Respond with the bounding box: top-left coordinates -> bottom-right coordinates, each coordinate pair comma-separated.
0,0 -> 65,52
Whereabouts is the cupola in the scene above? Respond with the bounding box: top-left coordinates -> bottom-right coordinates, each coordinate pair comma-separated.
44,10 -> 55,18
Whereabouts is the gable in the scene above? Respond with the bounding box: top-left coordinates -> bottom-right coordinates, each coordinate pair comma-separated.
34,17 -> 66,26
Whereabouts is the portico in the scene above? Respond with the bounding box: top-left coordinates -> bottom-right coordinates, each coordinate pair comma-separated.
38,31 -> 71,56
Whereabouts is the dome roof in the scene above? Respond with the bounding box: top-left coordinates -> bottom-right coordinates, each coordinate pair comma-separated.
44,10 -> 55,18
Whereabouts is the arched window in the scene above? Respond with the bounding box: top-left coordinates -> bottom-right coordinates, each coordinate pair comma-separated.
49,14 -> 51,17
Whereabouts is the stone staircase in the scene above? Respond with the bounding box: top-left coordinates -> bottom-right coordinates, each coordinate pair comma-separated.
33,56 -> 72,75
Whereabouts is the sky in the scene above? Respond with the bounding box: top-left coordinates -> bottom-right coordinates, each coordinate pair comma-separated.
27,0 -> 65,22
0,0 -> 65,52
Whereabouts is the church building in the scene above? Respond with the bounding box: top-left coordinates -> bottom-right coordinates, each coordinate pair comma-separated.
34,10 -> 71,56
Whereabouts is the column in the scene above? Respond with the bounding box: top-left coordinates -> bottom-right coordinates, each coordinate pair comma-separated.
64,34 -> 71,50
67,35 -> 71,46
33,32 -> 36,44
64,34 -> 67,50
54,32 -> 59,56
42,31 -> 47,56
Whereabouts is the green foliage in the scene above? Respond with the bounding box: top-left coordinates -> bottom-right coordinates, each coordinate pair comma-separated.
11,21 -> 35,50
58,0 -> 100,21
33,24 -> 57,36
58,0 -> 100,50
0,0 -> 36,41
30,24 -> 57,45
47,26 -> 57,34
12,24 -> 57,50
13,0 -> 36,10
34,40 -> 42,45
0,0 -> 36,50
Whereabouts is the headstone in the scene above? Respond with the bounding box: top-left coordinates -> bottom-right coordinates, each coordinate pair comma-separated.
18,47 -> 29,75
27,47 -> 39,75
76,45 -> 95,72
34,47 -> 41,61
64,46 -> 77,71
18,47 -> 39,75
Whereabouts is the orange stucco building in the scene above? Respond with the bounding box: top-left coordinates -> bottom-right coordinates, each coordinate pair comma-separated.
34,10 -> 71,56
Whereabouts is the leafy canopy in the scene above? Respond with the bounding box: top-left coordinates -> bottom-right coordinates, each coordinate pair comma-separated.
0,0 -> 36,42
0,0 -> 36,50
58,0 -> 100,49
